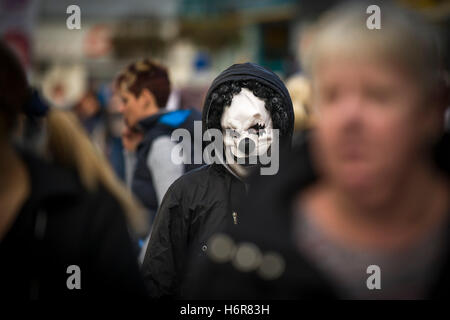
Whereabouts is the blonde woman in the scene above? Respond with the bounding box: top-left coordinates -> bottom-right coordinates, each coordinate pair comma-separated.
187,2 -> 450,299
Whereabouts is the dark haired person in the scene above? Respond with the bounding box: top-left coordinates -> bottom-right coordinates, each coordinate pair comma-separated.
141,62 -> 294,298
115,59 -> 201,231
0,41 -> 148,299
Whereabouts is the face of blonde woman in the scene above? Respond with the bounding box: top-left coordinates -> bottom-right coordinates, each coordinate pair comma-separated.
311,56 -> 435,201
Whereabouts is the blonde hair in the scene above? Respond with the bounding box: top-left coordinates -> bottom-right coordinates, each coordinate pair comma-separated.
303,2 -> 443,94
285,75 -> 314,130
46,109 -> 149,237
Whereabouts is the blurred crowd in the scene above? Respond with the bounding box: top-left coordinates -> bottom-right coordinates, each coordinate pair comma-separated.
0,0 -> 450,300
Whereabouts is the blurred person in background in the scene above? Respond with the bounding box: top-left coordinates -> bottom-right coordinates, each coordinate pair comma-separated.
286,75 -> 313,132
186,2 -> 450,299
105,90 -> 128,181
286,74 -> 314,149
0,41 -> 149,299
286,21 -> 316,146
74,89 -> 107,152
115,59 -> 202,235
74,85 -> 128,181
41,65 -> 119,169
41,64 -> 87,112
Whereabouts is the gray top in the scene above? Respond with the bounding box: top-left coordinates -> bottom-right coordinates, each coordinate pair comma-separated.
124,136 -> 184,206
147,135 -> 184,205
294,209 -> 448,299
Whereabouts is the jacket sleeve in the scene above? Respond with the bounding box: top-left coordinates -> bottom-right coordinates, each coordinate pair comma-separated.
141,182 -> 190,298
147,136 -> 184,205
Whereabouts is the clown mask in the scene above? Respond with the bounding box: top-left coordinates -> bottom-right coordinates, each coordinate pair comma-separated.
221,88 -> 273,178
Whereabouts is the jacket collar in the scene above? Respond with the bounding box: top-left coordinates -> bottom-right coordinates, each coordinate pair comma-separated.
135,110 -> 167,133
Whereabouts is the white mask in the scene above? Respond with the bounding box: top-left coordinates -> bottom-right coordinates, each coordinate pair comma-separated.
221,88 -> 273,178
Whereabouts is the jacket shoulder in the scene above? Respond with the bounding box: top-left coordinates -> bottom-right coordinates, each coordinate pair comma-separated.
161,164 -> 228,208
168,165 -> 213,192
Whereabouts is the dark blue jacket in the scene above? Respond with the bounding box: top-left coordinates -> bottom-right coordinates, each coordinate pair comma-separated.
131,109 -> 202,224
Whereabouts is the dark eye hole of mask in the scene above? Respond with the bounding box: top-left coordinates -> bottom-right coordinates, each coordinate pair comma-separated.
248,123 -> 265,136
229,129 -> 240,138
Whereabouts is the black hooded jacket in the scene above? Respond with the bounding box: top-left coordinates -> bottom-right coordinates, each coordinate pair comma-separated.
141,63 -> 294,298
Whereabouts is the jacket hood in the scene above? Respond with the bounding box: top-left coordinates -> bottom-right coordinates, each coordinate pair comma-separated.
202,63 -> 294,146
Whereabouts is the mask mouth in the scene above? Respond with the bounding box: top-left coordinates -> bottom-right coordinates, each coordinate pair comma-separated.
226,137 -> 259,166
224,135 -> 273,166
238,137 -> 256,155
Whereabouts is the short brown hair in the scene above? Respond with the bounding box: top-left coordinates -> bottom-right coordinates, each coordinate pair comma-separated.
115,59 -> 171,108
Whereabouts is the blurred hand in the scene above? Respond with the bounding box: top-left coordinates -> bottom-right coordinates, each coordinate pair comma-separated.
122,126 -> 143,152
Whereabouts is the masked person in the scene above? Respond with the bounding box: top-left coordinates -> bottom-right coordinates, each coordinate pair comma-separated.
141,63 -> 294,298
187,3 -> 450,300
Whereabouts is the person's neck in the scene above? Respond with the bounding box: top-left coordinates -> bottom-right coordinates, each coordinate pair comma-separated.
304,163 -> 450,251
